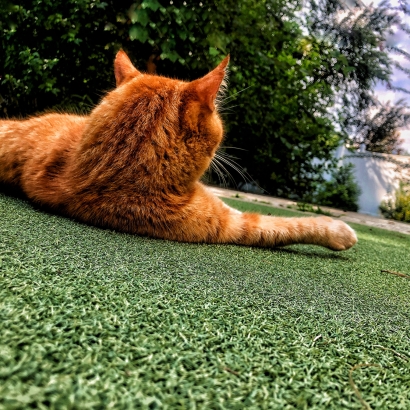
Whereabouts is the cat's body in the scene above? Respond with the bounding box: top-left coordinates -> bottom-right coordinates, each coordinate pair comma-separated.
0,51 -> 357,250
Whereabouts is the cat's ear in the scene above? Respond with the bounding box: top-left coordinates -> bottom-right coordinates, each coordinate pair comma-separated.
114,50 -> 142,87
189,55 -> 229,112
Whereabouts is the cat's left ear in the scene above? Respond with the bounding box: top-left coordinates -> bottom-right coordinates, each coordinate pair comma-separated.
189,55 -> 229,112
114,50 -> 142,87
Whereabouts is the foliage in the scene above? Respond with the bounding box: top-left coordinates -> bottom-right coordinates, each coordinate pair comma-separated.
348,102 -> 410,154
1,0 -> 408,199
380,181 -> 410,222
207,0 -> 342,198
296,202 -> 333,216
0,0 -> 230,116
312,163 -> 361,212
1,0 -> 119,114
306,0 -> 410,153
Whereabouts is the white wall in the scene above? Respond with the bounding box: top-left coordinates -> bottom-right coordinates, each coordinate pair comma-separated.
335,145 -> 410,216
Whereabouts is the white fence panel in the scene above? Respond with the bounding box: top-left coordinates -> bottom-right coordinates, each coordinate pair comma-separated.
335,145 -> 410,216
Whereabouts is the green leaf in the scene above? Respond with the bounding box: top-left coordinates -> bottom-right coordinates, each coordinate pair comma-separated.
129,25 -> 149,43
160,50 -> 180,63
207,32 -> 230,54
177,29 -> 187,40
95,2 -> 108,9
209,47 -> 219,56
131,9 -> 149,27
142,0 -> 161,12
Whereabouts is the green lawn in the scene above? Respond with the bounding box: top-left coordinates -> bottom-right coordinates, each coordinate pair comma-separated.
1,193 -> 409,409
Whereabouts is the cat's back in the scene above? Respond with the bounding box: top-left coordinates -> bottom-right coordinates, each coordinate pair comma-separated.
0,113 -> 87,190
0,113 -> 87,147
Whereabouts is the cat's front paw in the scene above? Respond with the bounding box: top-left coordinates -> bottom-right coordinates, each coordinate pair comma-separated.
320,217 -> 357,251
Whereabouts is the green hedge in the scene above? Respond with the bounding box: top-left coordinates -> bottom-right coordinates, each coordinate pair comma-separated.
1,0 -> 342,199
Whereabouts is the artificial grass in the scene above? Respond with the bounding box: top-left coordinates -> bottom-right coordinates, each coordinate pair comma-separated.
0,192 -> 409,409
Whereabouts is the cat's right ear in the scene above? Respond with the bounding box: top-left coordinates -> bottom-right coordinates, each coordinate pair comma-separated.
188,55 -> 229,112
114,50 -> 142,87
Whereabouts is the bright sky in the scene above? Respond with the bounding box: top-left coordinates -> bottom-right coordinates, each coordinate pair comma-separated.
364,0 -> 410,152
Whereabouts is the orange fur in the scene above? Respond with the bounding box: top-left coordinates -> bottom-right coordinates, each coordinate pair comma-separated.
0,51 -> 357,251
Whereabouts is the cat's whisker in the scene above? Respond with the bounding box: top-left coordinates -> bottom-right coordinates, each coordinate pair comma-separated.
219,146 -> 248,151
216,85 -> 254,113
210,157 -> 229,187
216,152 -> 240,161
209,164 -> 223,187
212,156 -> 239,188
221,85 -> 253,103
213,150 -> 265,193
209,160 -> 228,187
214,154 -> 250,184
218,105 -> 239,113
216,151 -> 243,164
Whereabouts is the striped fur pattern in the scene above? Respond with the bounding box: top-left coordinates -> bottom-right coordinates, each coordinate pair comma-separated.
0,51 -> 357,251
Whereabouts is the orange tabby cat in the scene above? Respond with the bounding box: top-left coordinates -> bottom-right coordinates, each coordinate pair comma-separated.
0,51 -> 357,251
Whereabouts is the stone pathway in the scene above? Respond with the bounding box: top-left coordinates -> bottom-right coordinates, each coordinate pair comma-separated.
208,186 -> 410,236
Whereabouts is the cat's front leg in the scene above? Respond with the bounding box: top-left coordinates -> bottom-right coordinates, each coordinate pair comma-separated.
222,211 -> 357,251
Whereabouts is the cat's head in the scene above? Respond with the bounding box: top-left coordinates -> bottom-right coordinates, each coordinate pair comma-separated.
89,50 -> 229,192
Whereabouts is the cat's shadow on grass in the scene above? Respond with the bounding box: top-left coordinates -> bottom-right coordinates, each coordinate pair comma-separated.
0,182 -> 26,200
275,246 -> 352,261
0,183 -> 352,261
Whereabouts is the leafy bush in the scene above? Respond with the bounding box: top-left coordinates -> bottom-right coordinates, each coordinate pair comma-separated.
296,202 -> 332,216
312,163 -> 361,212
380,182 -> 410,223
1,0 -> 119,115
0,0 -> 398,200
0,0 -> 342,200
